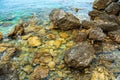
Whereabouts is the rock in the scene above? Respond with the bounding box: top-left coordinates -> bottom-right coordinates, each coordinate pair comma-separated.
21,34 -> 32,40
108,30 -> 120,43
82,20 -> 94,29
89,27 -> 106,41
0,47 -> 6,53
48,61 -> 56,69
75,31 -> 88,43
28,36 -> 41,47
30,66 -> 49,80
49,9 -> 81,30
90,66 -> 115,80
8,23 -> 24,39
94,20 -> 120,32
93,0 -> 118,10
22,65 -> 33,74
0,62 -> 19,80
0,32 -> 3,40
59,32 -> 68,39
64,41 -> 95,69
105,2 -> 120,15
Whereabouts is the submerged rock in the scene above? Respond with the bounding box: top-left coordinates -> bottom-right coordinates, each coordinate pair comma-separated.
49,9 -> 81,30
93,0 -> 118,10
28,36 -> 41,47
89,27 -> 106,41
64,42 -> 95,69
0,32 -> 3,40
8,23 -> 24,39
0,62 -> 19,80
90,66 -> 115,80
108,30 -> 120,43
105,2 -> 120,15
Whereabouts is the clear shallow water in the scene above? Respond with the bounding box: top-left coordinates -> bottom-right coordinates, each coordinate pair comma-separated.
0,0 -> 94,34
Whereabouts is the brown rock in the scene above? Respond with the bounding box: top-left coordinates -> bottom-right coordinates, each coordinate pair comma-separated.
82,20 -> 94,29
108,30 -> 120,43
8,23 -> 24,39
49,9 -> 81,30
93,0 -> 118,10
64,41 -> 95,69
0,32 -> 3,40
89,27 -> 106,41
0,47 -> 6,53
105,2 -> 120,15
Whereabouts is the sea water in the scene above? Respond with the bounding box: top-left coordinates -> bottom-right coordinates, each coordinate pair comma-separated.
0,0 -> 94,34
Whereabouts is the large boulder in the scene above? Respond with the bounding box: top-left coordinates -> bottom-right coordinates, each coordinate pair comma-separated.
93,0 -> 118,10
105,2 -> 120,15
49,9 -> 81,30
64,42 -> 95,69
89,27 -> 106,41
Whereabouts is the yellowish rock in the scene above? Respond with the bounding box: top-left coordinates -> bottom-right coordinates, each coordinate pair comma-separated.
0,32 -> 3,40
91,66 -> 115,80
22,34 -> 32,40
0,47 -> 6,53
28,36 -> 41,47
54,40 -> 61,48
48,61 -> 56,69
47,34 -> 56,39
66,41 -> 74,48
23,65 -> 33,74
57,71 -> 63,77
57,64 -> 65,69
59,32 -> 68,38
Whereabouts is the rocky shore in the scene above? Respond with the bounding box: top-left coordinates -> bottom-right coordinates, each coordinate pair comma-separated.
0,0 -> 120,80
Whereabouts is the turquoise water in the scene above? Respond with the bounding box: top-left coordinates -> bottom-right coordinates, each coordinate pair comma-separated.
0,0 -> 94,34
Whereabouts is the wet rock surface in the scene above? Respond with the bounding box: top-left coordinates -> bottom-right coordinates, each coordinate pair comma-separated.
49,9 -> 81,30
64,42 -> 95,69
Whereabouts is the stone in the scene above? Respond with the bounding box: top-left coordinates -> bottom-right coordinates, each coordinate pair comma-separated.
48,61 -> 56,69
0,47 -> 6,53
93,0 -> 118,10
22,65 -> 33,74
59,32 -> 68,39
28,36 -> 41,47
49,9 -> 81,30
0,62 -> 19,80
90,66 -> 115,80
81,20 -> 94,29
30,66 -> 49,80
89,27 -> 106,41
22,34 -> 32,40
0,32 -> 3,40
108,30 -> 120,43
94,20 -> 120,32
8,23 -> 24,39
64,41 -> 95,69
105,2 -> 120,15
54,40 -> 62,48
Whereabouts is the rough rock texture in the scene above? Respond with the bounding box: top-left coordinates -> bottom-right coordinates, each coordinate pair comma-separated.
94,20 -> 120,32
108,30 -> 120,43
49,9 -> 81,30
89,27 -> 106,41
105,2 -> 120,15
90,66 -> 115,80
82,20 -> 94,29
93,0 -> 118,10
0,62 -> 19,80
64,42 -> 95,69
8,23 -> 24,39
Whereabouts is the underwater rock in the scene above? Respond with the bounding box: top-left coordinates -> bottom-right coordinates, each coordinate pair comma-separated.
30,66 -> 49,80
93,0 -> 118,10
89,27 -> 106,41
105,2 -> 120,15
0,62 -> 19,80
49,9 -> 81,30
8,23 -> 24,39
64,41 -> 95,69
90,66 -> 115,80
108,30 -> 120,43
28,36 -> 41,47
0,32 -> 3,40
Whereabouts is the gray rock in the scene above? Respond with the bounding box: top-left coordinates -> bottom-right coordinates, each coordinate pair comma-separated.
0,62 -> 19,80
89,27 -> 106,41
93,0 -> 118,10
105,2 -> 120,15
64,42 -> 95,69
108,30 -> 120,43
49,9 -> 81,30
82,20 -> 94,29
